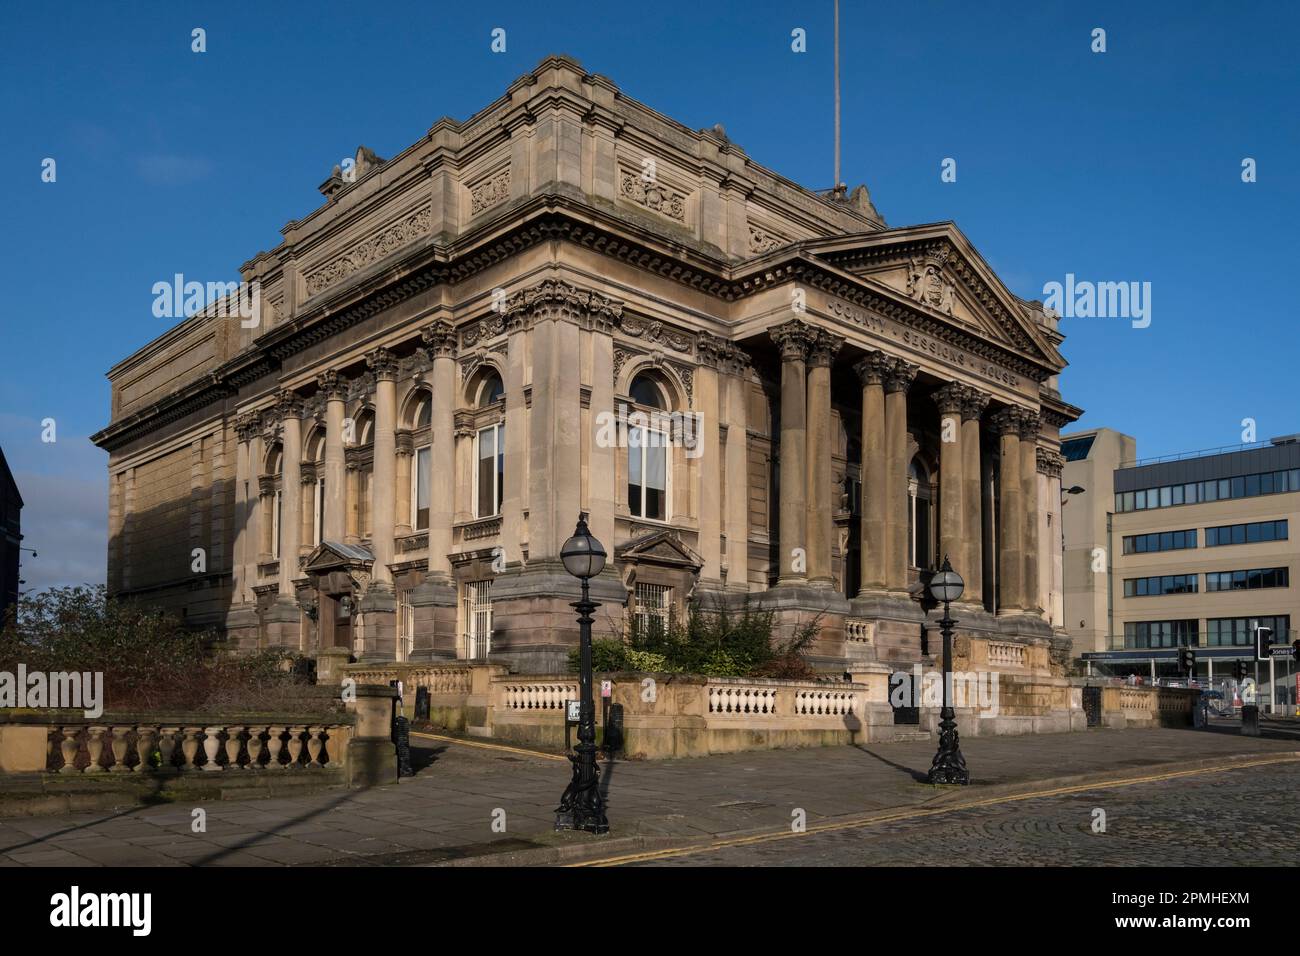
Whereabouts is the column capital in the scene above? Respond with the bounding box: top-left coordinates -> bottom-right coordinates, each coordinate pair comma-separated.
989,406 -> 1025,437
807,329 -> 845,369
365,347 -> 400,382
453,408 -> 476,438
316,370 -> 348,401
853,350 -> 892,387
882,357 -> 919,394
273,390 -> 305,421
258,475 -> 276,497
299,464 -> 317,485
960,387 -> 991,423
1036,447 -> 1064,478
1016,409 -> 1043,442
722,345 -> 753,378
421,319 -> 458,359
769,319 -> 815,363
234,412 -> 262,443
696,332 -> 728,369
931,381 -> 968,415
395,429 -> 414,457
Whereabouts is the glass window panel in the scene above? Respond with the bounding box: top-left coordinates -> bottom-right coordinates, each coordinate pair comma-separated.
1122,492 -> 1134,511
1203,481 -> 1216,502
1160,532 -> 1173,551
1260,473 -> 1274,495
1160,487 -> 1172,507
415,446 -> 431,530
1219,479 -> 1230,499
477,427 -> 496,517
1172,485 -> 1184,505
1245,474 -> 1260,497
1247,523 -> 1261,543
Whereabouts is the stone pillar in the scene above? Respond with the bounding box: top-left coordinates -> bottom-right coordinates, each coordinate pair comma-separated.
298,466 -> 315,551
1038,448 -> 1065,627
231,414 -> 257,605
277,393 -> 303,597
722,349 -> 751,591
990,408 -> 1023,614
367,347 -> 398,587
259,475 -> 275,560
805,329 -> 843,588
345,457 -> 361,544
932,382 -> 966,577
883,358 -> 918,592
960,389 -> 990,607
318,372 -> 347,543
422,321 -> 457,581
769,320 -> 814,585
587,328 -> 616,557
695,335 -> 725,587
394,430 -> 413,536
854,352 -> 889,595
1019,410 -> 1042,614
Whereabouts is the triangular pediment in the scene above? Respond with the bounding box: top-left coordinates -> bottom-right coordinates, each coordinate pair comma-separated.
802,223 -> 1066,372
617,529 -> 703,570
304,540 -> 374,572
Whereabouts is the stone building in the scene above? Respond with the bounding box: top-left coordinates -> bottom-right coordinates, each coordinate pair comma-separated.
92,55 -> 1081,676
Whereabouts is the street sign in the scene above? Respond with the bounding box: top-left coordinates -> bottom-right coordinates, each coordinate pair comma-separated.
600,680 -> 612,698
1270,645 -> 1295,659
566,700 -> 581,724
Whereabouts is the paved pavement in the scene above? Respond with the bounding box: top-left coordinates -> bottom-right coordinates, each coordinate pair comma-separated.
0,725 -> 1296,867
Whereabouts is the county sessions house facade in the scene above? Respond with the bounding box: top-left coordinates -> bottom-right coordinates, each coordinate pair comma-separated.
92,56 -> 1081,676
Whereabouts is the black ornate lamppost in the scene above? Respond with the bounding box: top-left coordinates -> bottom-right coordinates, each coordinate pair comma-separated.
927,555 -> 970,785
554,512 -> 610,834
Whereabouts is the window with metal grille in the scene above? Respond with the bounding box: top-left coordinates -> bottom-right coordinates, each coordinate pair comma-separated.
634,583 -> 672,639
463,581 -> 493,660
396,591 -> 414,662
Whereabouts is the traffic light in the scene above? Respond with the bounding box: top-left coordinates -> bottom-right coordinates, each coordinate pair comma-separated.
1255,625 -> 1273,661
1179,645 -> 1196,675
1293,638 -> 1300,661
1233,660 -> 1247,682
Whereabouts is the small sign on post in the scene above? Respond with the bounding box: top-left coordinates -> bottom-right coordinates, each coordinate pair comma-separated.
601,680 -> 612,699
566,700 -> 581,724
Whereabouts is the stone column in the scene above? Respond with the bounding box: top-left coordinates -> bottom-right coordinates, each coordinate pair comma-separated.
805,330 -> 843,588
932,382 -> 967,577
769,320 -> 814,585
854,352 -> 889,595
722,348 -> 751,591
960,389 -> 990,607
259,475 -> 275,560
298,466 -> 315,550
1038,448 -> 1065,627
422,321 -> 457,579
231,414 -> 257,605
318,371 -> 347,543
695,335 -> 726,587
990,408 -> 1023,614
883,358 -> 918,592
1019,410 -> 1042,614
277,392 -> 303,597
367,348 -> 398,587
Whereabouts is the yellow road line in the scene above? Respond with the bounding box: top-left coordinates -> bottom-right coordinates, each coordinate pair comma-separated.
409,731 -> 569,762
572,752 -> 1300,867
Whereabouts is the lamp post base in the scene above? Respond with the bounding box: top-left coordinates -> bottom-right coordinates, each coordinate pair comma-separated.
554,746 -> 609,834
926,709 -> 970,785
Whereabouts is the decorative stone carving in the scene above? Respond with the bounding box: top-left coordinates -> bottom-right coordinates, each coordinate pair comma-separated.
907,246 -> 956,316
696,332 -> 727,369
613,347 -> 635,385
303,205 -> 433,297
748,223 -> 786,255
1016,409 -> 1043,442
453,409 -> 475,438
620,314 -> 692,352
931,381 -> 969,415
365,347 -> 399,381
316,371 -> 347,401
769,319 -> 815,362
234,412 -> 262,443
619,168 -> 686,223
394,430 -> 414,457
273,390 -> 304,421
882,357 -> 919,394
807,329 -> 844,368
469,168 -> 511,216
853,350 -> 892,386
961,387 -> 991,423
989,406 -> 1024,437
501,278 -> 623,330
1036,447 -> 1064,478
421,320 -> 457,358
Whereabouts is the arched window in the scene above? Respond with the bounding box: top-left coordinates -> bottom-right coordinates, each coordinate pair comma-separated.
305,429 -> 326,546
350,410 -> 375,537
407,390 -> 433,531
264,445 -> 284,560
627,372 -> 671,521
478,372 -> 505,407
908,458 -> 934,570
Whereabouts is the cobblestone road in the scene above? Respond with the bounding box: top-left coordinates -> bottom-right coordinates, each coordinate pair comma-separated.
624,761 -> 1300,866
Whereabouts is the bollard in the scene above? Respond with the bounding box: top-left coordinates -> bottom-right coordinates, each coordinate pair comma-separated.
1241,704 -> 1260,737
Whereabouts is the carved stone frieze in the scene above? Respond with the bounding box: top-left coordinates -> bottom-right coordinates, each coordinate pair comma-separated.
619,168 -> 686,223
469,168 -> 511,216
303,205 -> 433,297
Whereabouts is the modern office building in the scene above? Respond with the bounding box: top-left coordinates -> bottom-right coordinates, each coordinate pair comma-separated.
92,56 -> 1081,676
1063,429 -> 1299,707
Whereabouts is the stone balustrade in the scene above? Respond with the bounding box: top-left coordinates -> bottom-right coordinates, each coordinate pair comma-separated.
708,681 -> 780,716
500,680 -> 579,711
794,687 -> 859,717
844,618 -> 875,644
347,663 -> 473,695
986,641 -> 1027,669
45,722 -> 349,773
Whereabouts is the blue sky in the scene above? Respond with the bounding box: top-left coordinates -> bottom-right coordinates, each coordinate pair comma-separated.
2,0 -> 1296,591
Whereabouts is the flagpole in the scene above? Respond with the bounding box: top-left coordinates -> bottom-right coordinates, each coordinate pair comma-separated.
834,0 -> 842,192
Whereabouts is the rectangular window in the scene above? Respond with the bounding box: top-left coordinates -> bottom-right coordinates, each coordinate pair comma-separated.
414,445 -> 432,530
396,591 -> 413,663
1122,491 -> 1134,512
475,424 -> 504,518
313,477 -> 324,546
1206,520 -> 1289,547
628,425 -> 669,521
634,583 -> 673,639
1121,530 -> 1197,555
1160,486 -> 1172,508
1124,574 -> 1198,597
463,580 -> 493,660
272,489 -> 282,560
